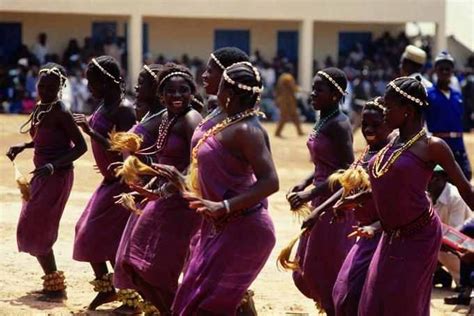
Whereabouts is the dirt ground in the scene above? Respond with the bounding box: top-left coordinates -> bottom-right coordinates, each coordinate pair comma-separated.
0,114 -> 472,315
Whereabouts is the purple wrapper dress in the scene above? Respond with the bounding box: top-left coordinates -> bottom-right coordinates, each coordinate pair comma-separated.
73,109 -> 130,262
293,130 -> 356,315
172,135 -> 276,315
17,113 -> 74,256
358,149 -> 442,316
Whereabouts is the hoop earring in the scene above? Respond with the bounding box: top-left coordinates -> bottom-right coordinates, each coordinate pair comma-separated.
225,97 -> 230,109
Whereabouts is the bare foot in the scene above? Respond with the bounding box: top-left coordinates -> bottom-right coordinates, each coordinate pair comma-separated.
36,290 -> 67,303
112,304 -> 142,315
88,291 -> 117,310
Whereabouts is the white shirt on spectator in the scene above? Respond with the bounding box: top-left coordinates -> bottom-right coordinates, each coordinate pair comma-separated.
434,182 -> 472,229
32,43 -> 48,65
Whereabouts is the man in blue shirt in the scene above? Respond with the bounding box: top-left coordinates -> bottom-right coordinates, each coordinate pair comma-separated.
425,51 -> 472,180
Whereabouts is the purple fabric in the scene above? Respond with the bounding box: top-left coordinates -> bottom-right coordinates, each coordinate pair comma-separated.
292,132 -> 356,315
332,231 -> 381,316
358,149 -> 442,315
73,109 -> 130,262
114,121 -> 158,289
333,157 -> 381,316
17,121 -> 74,256
172,136 -> 276,315
120,132 -> 201,308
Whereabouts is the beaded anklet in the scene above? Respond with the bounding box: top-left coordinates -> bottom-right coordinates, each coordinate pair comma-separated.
42,270 -> 66,291
90,273 -> 114,293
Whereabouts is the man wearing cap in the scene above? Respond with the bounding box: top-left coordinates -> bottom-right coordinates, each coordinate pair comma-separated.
399,44 -> 433,88
425,51 -> 472,180
428,165 -> 472,287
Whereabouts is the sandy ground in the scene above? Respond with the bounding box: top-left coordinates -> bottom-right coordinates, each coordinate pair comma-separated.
0,114 -> 473,315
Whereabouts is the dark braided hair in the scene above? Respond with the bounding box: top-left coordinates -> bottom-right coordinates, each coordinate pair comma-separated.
140,64 -> 163,87
213,47 -> 249,68
316,67 -> 348,97
223,62 -> 263,109
88,55 -> 123,85
39,62 -> 67,90
157,63 -> 196,95
363,96 -> 385,114
385,76 -> 428,114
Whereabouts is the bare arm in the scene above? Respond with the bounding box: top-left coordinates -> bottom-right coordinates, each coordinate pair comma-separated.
51,110 -> 88,168
430,137 -> 474,209
224,123 -> 279,212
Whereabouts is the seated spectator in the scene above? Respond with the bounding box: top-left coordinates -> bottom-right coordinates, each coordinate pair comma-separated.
444,218 -> 474,306
428,165 -> 473,286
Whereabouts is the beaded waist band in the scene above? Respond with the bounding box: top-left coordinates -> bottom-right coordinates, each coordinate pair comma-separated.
383,207 -> 433,238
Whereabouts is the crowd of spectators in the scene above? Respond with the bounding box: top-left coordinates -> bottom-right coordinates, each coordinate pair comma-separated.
1,31 -> 474,129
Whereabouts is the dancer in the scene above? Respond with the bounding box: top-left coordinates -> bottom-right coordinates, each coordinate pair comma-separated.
119,63 -> 202,314
113,64 -> 164,314
6,63 -> 87,302
287,67 -> 355,314
172,61 -> 278,315
72,55 -> 136,310
331,97 -> 391,315
359,76 -> 474,315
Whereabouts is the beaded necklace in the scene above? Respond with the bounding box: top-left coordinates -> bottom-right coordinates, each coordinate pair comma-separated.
140,108 -> 166,124
196,107 -> 223,130
309,108 -> 340,140
371,128 -> 426,178
154,108 -> 191,153
188,107 -> 262,195
19,100 -> 58,138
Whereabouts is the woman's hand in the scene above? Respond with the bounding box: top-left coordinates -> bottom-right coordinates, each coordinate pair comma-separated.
287,190 -> 313,209
6,143 -> 26,161
288,183 -> 307,194
31,163 -> 54,178
348,225 -> 377,239
152,163 -> 187,191
183,192 -> 226,220
73,114 -> 92,135
333,189 -> 371,213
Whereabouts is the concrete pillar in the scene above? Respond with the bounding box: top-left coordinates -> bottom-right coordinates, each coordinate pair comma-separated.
434,20 -> 447,55
128,13 -> 142,88
298,19 -> 314,93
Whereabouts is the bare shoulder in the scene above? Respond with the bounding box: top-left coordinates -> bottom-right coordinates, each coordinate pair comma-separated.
325,112 -> 351,136
116,105 -> 135,118
428,136 -> 451,155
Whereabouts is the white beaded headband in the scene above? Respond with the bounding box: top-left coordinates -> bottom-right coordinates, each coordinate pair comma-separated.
367,96 -> 385,111
388,78 -> 427,107
91,58 -> 121,84
39,67 -> 67,82
317,70 -> 346,96
210,53 -> 225,70
143,65 -> 158,80
222,61 -> 263,94
158,71 -> 192,87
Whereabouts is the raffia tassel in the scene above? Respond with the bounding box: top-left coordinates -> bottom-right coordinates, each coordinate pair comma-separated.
277,228 -> 308,271
115,193 -> 143,215
328,166 -> 371,198
114,156 -> 161,185
13,162 -> 30,201
109,130 -> 143,153
186,160 -> 201,197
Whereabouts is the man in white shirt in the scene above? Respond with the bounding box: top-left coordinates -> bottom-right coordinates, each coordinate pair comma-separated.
428,165 -> 473,286
32,33 -> 49,65
399,44 -> 433,89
